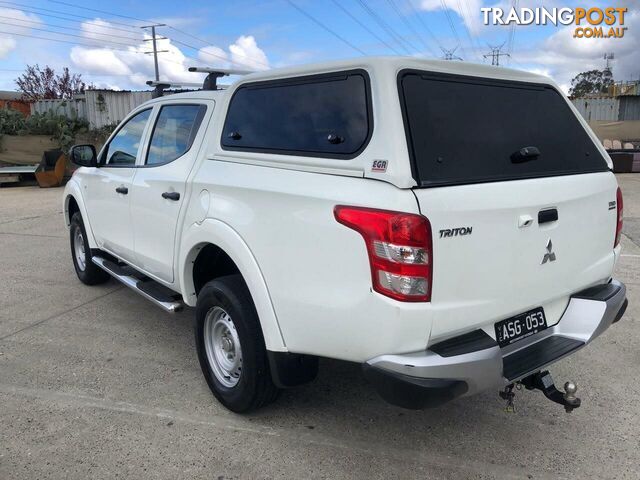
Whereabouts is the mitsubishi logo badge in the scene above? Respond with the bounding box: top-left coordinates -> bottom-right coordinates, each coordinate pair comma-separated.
541,239 -> 556,264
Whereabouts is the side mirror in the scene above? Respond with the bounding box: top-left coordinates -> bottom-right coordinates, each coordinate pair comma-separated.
69,144 -> 98,167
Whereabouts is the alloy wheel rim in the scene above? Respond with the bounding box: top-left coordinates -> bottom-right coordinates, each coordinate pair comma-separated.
204,306 -> 243,388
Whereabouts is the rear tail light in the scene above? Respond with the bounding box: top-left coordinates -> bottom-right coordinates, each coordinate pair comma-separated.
615,186 -> 623,247
334,206 -> 432,302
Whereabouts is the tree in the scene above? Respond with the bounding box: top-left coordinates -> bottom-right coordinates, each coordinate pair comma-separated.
15,65 -> 86,101
568,69 -> 614,98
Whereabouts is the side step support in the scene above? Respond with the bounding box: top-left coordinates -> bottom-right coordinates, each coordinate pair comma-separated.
92,256 -> 184,313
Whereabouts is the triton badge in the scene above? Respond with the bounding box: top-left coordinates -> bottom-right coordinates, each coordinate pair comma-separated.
541,238 -> 556,264
439,227 -> 472,238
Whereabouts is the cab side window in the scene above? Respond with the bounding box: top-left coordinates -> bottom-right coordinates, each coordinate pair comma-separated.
146,104 -> 206,165
221,70 -> 371,158
103,109 -> 152,166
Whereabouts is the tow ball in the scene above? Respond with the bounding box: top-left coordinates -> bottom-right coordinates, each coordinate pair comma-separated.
500,370 -> 581,413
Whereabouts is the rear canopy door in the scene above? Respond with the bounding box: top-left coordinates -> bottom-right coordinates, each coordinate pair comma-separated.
398,71 -> 617,340
398,71 -> 608,187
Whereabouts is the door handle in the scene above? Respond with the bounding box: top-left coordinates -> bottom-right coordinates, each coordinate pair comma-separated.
162,191 -> 180,201
115,186 -> 128,195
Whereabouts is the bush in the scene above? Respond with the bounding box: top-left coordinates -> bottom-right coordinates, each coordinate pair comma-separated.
0,109 -> 27,135
0,109 -> 90,151
84,122 -> 119,145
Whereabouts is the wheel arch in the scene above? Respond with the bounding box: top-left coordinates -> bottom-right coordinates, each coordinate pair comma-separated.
63,182 -> 98,249
179,219 -> 287,352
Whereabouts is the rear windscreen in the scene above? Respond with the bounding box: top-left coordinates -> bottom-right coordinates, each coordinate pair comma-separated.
399,71 -> 608,187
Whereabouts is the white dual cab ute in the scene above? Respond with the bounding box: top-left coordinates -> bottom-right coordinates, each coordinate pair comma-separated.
64,57 -> 628,413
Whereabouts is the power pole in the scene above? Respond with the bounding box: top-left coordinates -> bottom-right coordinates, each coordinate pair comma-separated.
141,24 -> 168,82
483,44 -> 510,66
441,46 -> 462,61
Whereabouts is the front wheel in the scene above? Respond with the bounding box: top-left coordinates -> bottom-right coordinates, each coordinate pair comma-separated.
195,274 -> 279,412
69,212 -> 110,285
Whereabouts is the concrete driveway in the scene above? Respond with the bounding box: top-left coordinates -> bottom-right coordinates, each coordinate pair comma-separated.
1,175 -> 638,479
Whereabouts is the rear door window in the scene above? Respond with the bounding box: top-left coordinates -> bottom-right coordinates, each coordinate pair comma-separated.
398,71 -> 608,187
221,70 -> 372,158
146,104 -> 206,165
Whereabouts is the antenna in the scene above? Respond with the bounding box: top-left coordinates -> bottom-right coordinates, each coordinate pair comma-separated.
603,52 -> 614,76
188,67 -> 255,90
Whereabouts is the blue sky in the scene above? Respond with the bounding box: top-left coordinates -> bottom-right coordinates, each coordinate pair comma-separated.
0,0 -> 637,93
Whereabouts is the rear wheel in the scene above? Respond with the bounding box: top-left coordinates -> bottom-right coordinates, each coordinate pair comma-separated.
195,274 -> 279,412
70,212 -> 110,285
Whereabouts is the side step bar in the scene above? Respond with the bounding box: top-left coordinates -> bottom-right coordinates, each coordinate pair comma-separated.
92,256 -> 184,313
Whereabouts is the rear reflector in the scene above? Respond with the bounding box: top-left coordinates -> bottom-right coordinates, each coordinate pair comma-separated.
334,206 -> 432,302
615,186 -> 623,247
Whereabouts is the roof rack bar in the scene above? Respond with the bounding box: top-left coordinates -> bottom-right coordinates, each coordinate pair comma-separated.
146,67 -> 255,97
146,80 -> 202,98
188,67 -> 255,90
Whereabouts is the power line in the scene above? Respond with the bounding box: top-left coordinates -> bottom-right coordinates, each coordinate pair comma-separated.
384,0 -> 436,56
0,29 -> 145,52
506,0 -> 519,63
329,0 -> 401,55
169,37 -> 265,70
356,0 -> 413,55
455,0 -> 482,61
41,0 -> 270,70
0,68 -> 138,77
0,21 -> 143,48
403,0 -> 442,57
439,0 -> 468,60
0,14 -> 144,44
285,0 -> 367,55
0,1 -> 142,30
46,0 -> 150,23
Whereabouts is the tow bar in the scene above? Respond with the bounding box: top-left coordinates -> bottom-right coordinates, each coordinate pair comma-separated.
500,370 -> 581,413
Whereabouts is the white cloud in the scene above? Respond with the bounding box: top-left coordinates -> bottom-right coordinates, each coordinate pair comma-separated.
80,18 -> 141,43
420,0 -> 484,34
229,35 -> 269,71
196,36 -> 270,72
0,36 -> 16,58
0,7 -> 43,58
197,45 -> 228,67
70,20 -> 270,88
515,10 -> 640,92
70,47 -> 132,75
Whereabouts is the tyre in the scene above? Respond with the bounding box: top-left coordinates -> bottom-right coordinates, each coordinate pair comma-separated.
195,274 -> 279,412
70,212 -> 110,285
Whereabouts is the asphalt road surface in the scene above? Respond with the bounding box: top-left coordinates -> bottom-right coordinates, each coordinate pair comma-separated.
1,174 -> 639,479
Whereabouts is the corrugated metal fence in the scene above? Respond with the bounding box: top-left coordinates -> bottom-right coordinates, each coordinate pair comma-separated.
84,90 -> 152,128
571,96 -> 640,122
31,90 -> 152,129
571,97 -> 619,122
618,97 -> 640,121
31,96 -> 87,119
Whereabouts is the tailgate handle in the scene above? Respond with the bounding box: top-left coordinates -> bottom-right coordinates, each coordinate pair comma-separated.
538,208 -> 558,224
511,146 -> 540,163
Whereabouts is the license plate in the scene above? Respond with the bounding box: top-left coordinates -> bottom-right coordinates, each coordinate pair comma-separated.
494,307 -> 547,348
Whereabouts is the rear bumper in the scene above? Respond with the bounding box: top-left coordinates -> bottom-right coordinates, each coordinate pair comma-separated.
363,279 -> 627,409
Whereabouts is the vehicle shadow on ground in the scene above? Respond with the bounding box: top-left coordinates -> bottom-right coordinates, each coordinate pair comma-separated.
164,304 -> 569,465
